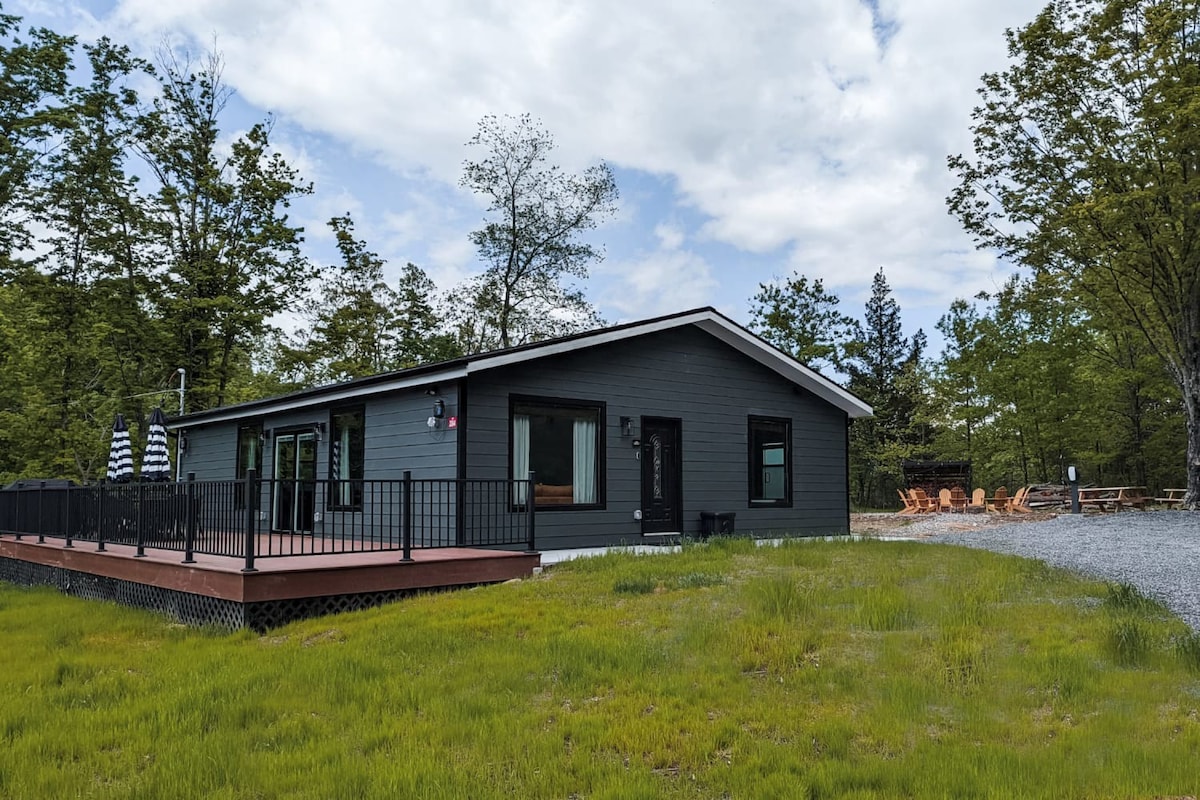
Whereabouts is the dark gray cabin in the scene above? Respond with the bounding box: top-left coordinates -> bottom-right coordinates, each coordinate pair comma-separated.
170,308 -> 872,550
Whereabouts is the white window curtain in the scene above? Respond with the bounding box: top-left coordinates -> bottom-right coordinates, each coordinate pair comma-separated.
336,425 -> 351,506
512,413 -> 530,505
572,417 -> 597,504
244,437 -> 258,474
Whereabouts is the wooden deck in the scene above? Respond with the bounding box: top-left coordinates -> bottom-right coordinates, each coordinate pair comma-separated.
0,533 -> 540,629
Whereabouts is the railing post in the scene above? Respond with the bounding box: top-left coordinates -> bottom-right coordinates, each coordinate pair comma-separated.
96,484 -> 106,552
64,483 -> 74,548
525,470 -> 537,553
183,472 -> 196,564
134,481 -> 146,557
401,470 -> 413,562
13,482 -> 23,540
37,481 -> 45,543
242,469 -> 258,573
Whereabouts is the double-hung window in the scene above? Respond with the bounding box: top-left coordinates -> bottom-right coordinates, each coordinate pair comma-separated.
328,406 -> 365,510
748,416 -> 792,507
511,397 -> 604,508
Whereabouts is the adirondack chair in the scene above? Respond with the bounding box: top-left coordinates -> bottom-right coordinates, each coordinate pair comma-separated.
1009,486 -> 1033,513
987,486 -> 1010,513
938,488 -> 952,512
910,488 -> 936,513
897,488 -> 919,514
949,486 -> 968,513
969,488 -> 986,511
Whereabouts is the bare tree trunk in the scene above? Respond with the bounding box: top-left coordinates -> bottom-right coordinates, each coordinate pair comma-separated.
1184,374 -> 1200,510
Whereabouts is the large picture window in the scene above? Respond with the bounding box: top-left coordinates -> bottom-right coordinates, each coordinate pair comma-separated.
328,406 -> 365,510
511,397 -> 604,509
749,416 -> 792,507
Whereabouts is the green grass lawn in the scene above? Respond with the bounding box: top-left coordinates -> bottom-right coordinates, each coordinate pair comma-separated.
3,537 -> 1199,799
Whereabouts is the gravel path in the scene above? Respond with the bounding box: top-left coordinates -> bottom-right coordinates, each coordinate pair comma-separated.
934,511 -> 1200,631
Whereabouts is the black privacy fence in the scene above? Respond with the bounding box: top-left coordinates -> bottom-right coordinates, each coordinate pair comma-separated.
0,471 -> 537,571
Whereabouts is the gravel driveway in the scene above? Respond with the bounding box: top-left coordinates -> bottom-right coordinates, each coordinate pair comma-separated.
935,511 -> 1200,631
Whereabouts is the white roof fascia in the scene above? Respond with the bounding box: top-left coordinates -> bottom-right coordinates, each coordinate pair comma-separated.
168,366 -> 468,430
693,317 -> 873,418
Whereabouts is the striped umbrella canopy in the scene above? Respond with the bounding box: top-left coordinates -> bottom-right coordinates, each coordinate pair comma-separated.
106,413 -> 134,483
140,407 -> 172,482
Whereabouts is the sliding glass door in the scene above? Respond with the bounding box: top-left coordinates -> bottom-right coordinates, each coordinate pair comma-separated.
273,432 -> 317,533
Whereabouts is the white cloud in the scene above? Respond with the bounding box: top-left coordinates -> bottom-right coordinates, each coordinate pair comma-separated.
80,0 -> 1049,336
598,246 -> 718,321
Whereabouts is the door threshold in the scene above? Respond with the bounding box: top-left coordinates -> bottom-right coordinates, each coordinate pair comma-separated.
642,532 -> 682,538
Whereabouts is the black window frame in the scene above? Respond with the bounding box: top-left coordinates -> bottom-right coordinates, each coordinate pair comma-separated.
748,415 -> 792,508
326,405 -> 365,511
509,394 -> 606,511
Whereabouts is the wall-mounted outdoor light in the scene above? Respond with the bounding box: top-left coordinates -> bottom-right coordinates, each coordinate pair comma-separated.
314,421 -> 327,441
432,399 -> 445,418
619,416 -> 633,437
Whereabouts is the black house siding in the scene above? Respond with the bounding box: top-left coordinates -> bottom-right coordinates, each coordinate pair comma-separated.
465,326 -> 849,549
177,387 -> 459,483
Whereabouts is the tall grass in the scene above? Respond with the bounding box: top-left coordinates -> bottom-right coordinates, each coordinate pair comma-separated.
2,541 -> 1199,798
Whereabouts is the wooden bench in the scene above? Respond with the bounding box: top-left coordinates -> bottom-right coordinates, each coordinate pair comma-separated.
1155,488 -> 1186,506
1077,486 -> 1148,512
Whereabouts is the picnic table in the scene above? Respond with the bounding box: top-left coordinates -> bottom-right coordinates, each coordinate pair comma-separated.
1156,488 -> 1186,506
1077,486 -> 1149,512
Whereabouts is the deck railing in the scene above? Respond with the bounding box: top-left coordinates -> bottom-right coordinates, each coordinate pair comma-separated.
0,470 -> 537,571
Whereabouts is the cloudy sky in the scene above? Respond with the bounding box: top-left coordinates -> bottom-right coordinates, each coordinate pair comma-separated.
19,0 -> 1048,353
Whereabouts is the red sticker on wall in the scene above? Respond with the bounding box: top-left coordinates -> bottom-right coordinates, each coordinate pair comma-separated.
447,416 -> 458,429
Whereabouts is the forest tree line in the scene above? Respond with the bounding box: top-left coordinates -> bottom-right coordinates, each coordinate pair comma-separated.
0,5 -> 1192,509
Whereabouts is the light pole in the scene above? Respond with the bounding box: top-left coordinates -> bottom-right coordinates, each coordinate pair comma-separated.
175,368 -> 186,482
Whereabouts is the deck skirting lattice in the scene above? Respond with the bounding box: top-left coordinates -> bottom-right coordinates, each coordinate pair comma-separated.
1,556 -> 417,631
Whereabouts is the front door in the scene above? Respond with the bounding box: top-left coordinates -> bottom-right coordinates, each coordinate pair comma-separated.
273,432 -> 317,533
641,417 -> 682,534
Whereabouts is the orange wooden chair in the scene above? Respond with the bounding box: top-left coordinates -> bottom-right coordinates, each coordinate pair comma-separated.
987,486 -> 1009,513
1009,486 -> 1033,513
910,488 -> 936,513
949,486 -> 968,512
969,488 -> 986,510
897,488 -> 919,514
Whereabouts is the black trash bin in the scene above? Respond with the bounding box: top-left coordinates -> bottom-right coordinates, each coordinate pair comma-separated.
699,511 -> 736,538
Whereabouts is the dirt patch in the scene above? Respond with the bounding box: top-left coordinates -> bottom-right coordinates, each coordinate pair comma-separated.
851,510 -> 1059,539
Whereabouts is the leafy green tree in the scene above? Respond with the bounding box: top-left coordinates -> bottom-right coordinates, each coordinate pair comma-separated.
748,272 -> 857,372
278,218 -> 460,386
843,268 -> 926,507
0,12 -> 73,254
932,298 -> 989,463
287,215 -> 402,383
458,113 -> 617,350
949,0 -> 1200,506
28,39 -> 157,475
136,51 -> 313,410
971,276 -> 1091,488
393,262 -> 460,367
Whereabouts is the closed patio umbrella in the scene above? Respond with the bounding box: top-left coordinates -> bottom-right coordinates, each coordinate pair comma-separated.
106,413 -> 134,483
140,407 -> 171,482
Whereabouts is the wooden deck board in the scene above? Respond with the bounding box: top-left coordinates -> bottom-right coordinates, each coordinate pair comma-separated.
1,534 -> 539,605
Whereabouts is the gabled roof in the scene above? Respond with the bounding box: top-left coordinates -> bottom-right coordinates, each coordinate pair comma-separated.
171,307 -> 873,428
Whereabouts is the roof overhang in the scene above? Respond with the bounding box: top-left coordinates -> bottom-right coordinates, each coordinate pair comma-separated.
168,367 -> 468,429
170,307 -> 872,429
465,308 -> 873,419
